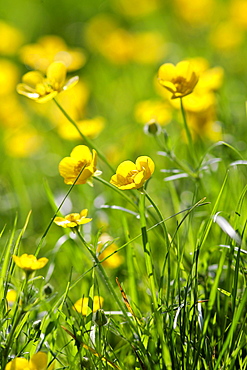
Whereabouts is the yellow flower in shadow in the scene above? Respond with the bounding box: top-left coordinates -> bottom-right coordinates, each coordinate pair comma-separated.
73,296 -> 104,315
110,156 -> 155,190
13,254 -> 48,272
54,210 -> 92,228
17,61 -> 79,103
5,352 -> 55,370
59,145 -> 101,186
97,233 -> 124,268
158,61 -> 199,99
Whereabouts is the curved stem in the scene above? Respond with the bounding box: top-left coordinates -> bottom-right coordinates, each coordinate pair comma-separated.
53,98 -> 115,173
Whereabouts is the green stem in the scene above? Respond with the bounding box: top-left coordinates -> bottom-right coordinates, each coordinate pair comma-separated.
138,191 -> 157,310
180,98 -> 196,166
53,98 -> 115,173
75,229 -> 134,322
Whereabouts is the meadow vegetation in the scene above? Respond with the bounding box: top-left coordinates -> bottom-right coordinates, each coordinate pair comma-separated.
0,0 -> 247,369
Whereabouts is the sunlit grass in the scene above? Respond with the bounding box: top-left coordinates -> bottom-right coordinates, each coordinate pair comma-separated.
1,0 -> 247,369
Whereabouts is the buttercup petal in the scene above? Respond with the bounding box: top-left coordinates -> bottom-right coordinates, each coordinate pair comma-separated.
46,61 -> 66,90
70,145 -> 93,162
29,352 -> 48,370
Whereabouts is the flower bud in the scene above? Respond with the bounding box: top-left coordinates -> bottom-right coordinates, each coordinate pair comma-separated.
43,284 -> 53,296
94,308 -> 108,326
144,119 -> 161,136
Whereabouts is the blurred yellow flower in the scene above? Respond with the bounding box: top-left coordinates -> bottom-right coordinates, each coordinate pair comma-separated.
6,289 -> 17,308
57,116 -> 105,140
131,32 -> 166,64
230,0 -> 247,29
54,210 -> 92,228
0,21 -> 24,55
174,0 -> 214,26
210,21 -> 244,51
110,156 -> 155,190
5,352 -> 55,370
97,233 -> 124,268
13,254 -> 48,272
0,59 -> 20,96
4,126 -> 43,157
19,35 -> 86,72
158,61 -> 199,99
17,61 -> 79,103
135,99 -> 172,126
59,145 -> 101,185
73,296 -> 104,315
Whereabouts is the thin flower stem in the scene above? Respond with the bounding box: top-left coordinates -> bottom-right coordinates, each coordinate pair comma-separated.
139,191 -> 158,310
53,98 -> 115,173
180,98 -> 196,166
75,229 -> 134,321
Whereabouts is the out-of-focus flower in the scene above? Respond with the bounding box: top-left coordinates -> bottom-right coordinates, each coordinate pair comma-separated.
158,61 -> 199,99
209,21 -> 244,51
73,296 -> 104,315
54,210 -> 92,228
4,126 -> 43,157
100,28 -> 134,64
230,0 -> 247,29
84,14 -> 134,64
59,145 -> 101,185
17,61 -> 79,103
19,35 -> 86,72
0,59 -> 20,95
5,352 -> 55,370
13,254 -> 48,272
0,21 -> 24,55
97,233 -> 124,268
188,58 -> 224,92
112,0 -> 161,18
173,0 -> 215,26
57,116 -> 105,140
0,95 -> 29,128
131,32 -> 166,64
110,156 -> 155,190
135,99 -> 172,126
6,289 -> 17,308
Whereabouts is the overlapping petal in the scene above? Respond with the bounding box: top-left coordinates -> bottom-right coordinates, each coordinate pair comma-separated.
59,145 -> 100,185
158,61 -> 199,99
110,156 -> 154,190
17,61 -> 79,103
54,209 -> 92,228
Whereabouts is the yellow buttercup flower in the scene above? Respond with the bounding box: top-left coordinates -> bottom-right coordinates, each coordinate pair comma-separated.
73,296 -> 104,315
16,61 -> 79,103
5,352 -> 54,370
158,61 -> 199,99
59,145 -> 101,185
54,209 -> 92,228
110,156 -> 155,190
13,254 -> 48,272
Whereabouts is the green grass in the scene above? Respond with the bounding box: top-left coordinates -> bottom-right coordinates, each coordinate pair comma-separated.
1,0 -> 247,369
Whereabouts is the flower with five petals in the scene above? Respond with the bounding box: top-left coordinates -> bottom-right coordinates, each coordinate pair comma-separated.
158,61 -> 199,99
110,156 -> 155,190
54,209 -> 92,228
17,61 -> 79,103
